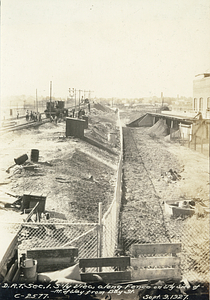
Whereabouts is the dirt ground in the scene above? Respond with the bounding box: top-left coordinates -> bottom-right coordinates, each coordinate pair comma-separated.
120,109 -> 209,282
0,105 -> 209,283
0,108 -> 120,225
120,109 -> 209,204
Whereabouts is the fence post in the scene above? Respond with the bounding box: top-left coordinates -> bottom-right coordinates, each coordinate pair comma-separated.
194,136 -> 196,150
188,134 -> 191,148
201,138 -> 203,153
98,202 -> 102,258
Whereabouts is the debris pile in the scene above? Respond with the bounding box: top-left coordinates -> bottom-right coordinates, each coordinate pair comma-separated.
0,191 -> 22,209
148,118 -> 168,136
161,169 -> 181,183
92,103 -> 113,113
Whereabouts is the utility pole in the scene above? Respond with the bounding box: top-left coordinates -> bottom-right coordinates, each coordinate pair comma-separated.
69,88 -> 74,106
74,89 -> 77,111
79,90 -> 83,110
89,90 -> 94,102
50,81 -> 52,118
161,92 -> 164,107
84,90 -> 94,101
84,90 -> 89,100
36,89 -> 38,113
69,88 -> 71,103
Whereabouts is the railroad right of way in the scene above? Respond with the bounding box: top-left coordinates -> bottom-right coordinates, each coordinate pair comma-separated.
120,126 -> 174,252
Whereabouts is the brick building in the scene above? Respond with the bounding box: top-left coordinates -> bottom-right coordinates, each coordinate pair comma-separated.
193,73 -> 210,119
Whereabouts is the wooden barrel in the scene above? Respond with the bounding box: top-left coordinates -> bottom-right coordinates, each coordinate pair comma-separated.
14,154 -> 28,165
31,149 -> 39,162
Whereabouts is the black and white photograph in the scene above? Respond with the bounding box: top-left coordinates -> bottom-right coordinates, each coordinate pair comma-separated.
0,0 -> 209,299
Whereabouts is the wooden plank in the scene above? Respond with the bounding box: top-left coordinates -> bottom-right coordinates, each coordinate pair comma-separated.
34,257 -> 75,265
172,207 -> 195,217
0,234 -> 18,280
22,193 -> 31,210
27,247 -> 78,259
24,208 -> 33,214
31,193 -> 43,198
3,260 -> 18,283
34,257 -> 76,272
131,268 -> 182,281
131,257 -> 180,268
81,271 -> 131,283
27,247 -> 78,272
130,243 -> 181,256
12,266 -> 21,283
37,263 -> 76,273
25,202 -> 39,222
29,197 -> 46,214
79,257 -> 130,269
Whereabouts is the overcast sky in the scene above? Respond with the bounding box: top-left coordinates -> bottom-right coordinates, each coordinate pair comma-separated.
1,0 -> 210,102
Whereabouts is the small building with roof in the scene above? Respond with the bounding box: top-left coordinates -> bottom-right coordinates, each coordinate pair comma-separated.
126,73 -> 210,155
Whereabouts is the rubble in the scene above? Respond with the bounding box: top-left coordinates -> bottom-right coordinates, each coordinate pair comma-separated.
161,169 -> 181,183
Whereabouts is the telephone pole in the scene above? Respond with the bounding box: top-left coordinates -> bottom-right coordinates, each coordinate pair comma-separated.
36,89 -> 38,113
89,90 -> 94,101
161,92 -> 164,107
50,81 -> 52,118
79,90 -> 83,110
84,90 -> 94,101
74,89 -> 77,110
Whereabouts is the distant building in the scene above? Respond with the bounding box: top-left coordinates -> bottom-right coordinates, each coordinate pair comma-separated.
193,73 -> 210,118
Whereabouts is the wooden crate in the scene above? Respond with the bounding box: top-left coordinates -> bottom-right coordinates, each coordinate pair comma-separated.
130,243 -> 182,282
22,193 -> 46,214
79,256 -> 131,283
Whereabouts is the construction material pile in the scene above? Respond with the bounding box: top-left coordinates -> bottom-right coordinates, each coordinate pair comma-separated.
93,103 -> 113,113
148,118 -> 168,136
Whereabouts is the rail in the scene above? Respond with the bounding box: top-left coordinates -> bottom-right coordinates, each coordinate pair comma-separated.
0,103 -> 88,133
0,118 -> 50,133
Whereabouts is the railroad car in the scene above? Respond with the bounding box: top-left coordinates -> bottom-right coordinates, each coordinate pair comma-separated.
81,98 -> 89,104
44,101 -> 68,118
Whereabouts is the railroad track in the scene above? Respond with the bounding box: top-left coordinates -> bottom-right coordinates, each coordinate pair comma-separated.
0,103 -> 90,134
0,117 -> 50,133
120,126 -> 171,252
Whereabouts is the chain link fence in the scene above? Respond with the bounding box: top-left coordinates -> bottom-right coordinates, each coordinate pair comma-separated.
121,125 -> 209,284
120,201 -> 209,283
101,112 -> 123,257
102,156 -> 122,257
167,213 -> 209,283
0,113 -> 123,278
15,112 -> 124,260
18,221 -> 98,260
2,112 -> 208,285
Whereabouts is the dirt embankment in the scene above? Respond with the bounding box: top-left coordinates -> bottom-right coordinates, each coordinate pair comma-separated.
0,108 -> 120,224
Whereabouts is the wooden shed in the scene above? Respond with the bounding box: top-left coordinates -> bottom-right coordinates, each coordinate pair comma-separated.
66,117 -> 85,138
